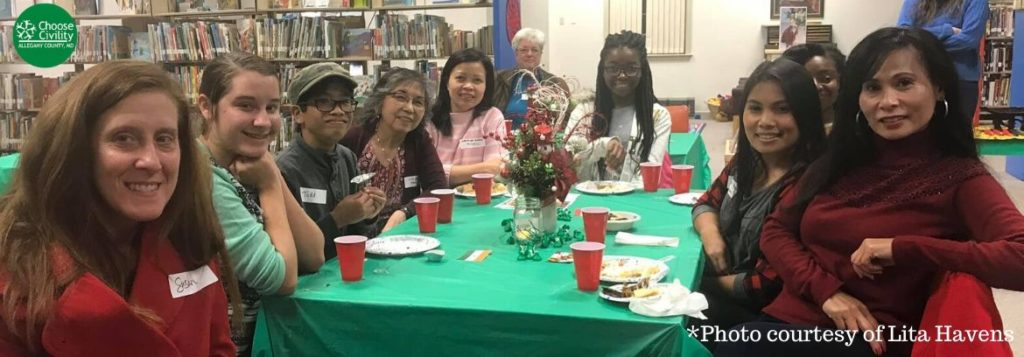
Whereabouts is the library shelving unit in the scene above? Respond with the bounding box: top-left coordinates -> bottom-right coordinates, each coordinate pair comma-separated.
0,0 -> 497,153
981,0 -> 1024,179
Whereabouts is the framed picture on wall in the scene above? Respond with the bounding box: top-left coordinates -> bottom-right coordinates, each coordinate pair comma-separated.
771,0 -> 824,19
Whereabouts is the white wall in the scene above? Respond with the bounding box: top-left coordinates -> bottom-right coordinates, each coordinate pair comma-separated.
520,0 -> 549,68
544,0 -> 904,113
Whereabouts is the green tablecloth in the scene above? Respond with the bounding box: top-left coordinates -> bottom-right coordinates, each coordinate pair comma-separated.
0,153 -> 19,194
667,133 -> 713,190
253,190 -> 709,356
979,140 -> 1024,155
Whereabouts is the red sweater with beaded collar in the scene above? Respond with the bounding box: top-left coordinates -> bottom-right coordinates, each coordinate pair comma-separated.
760,131 -> 1024,330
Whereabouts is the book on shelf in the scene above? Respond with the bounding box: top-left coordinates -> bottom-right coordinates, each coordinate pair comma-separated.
114,0 -> 150,14
149,21 -> 244,62
0,0 -> 13,18
72,26 -> 133,63
987,5 -> 1015,38
0,112 -> 34,152
342,28 -> 372,57
982,76 -> 1011,108
131,32 -> 152,60
74,0 -> 99,15
1,25 -> 18,63
984,41 -> 1013,73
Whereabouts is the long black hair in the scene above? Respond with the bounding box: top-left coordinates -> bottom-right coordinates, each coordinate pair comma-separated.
594,30 -> 658,167
912,0 -> 965,27
430,48 -> 496,137
781,43 -> 847,78
795,27 -> 978,210
731,58 -> 826,217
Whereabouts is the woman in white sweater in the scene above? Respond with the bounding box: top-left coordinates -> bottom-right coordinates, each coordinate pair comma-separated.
565,30 -> 671,183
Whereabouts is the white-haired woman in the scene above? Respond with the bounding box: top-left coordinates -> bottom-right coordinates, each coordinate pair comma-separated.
493,28 -> 573,128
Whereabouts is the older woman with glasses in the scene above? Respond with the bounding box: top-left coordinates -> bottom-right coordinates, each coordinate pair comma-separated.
493,28 -> 573,128
341,68 -> 447,234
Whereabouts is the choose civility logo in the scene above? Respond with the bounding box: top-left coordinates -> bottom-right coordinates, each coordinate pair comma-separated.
13,3 -> 77,68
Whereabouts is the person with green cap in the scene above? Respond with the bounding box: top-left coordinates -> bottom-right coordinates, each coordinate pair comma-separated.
276,62 -> 386,258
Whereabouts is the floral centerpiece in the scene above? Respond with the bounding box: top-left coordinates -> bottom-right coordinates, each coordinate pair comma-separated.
501,76 -> 579,211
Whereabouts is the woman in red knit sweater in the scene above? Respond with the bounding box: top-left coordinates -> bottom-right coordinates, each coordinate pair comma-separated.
716,27 -> 1024,356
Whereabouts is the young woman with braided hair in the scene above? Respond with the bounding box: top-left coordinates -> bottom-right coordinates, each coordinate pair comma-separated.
564,30 -> 671,183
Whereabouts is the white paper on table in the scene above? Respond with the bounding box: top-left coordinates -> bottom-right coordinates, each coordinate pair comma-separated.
614,232 -> 679,248
494,193 -> 581,210
629,279 -> 708,319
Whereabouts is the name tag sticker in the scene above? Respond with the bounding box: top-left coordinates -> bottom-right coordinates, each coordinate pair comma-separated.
404,175 -> 418,188
300,187 -> 328,204
460,138 -> 486,149
521,93 -> 528,100
168,265 -> 218,299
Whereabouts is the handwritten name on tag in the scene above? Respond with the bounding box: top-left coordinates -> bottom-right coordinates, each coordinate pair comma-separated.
460,138 -> 486,149
300,187 -> 328,204
168,265 -> 219,299
404,175 -> 418,189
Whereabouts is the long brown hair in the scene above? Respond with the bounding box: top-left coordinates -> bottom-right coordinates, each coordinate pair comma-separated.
0,60 -> 242,351
913,0 -> 965,27
198,52 -> 279,134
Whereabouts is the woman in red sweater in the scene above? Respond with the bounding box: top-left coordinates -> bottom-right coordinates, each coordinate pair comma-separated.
0,61 -> 240,356
716,27 -> 1024,356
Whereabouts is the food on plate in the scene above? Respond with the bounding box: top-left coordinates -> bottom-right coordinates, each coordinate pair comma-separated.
601,260 -> 661,279
547,252 -> 572,263
609,212 -> 633,222
601,279 -> 661,299
457,182 -> 507,195
594,181 -> 620,193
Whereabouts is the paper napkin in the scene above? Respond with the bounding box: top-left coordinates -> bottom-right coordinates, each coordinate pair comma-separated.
614,232 -> 679,248
629,279 -> 708,319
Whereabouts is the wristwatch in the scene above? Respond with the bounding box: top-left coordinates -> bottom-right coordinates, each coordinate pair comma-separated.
400,206 -> 414,218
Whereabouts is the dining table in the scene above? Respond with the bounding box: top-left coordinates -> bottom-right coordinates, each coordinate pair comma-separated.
251,187 -> 711,356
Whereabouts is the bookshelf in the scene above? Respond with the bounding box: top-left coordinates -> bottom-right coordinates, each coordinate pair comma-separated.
982,0 -> 1015,110
0,0 -> 496,153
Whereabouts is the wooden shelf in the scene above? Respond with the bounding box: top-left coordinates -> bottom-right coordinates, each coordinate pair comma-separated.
258,7 -> 371,13
74,13 -> 154,20
159,57 -> 373,65
371,2 -> 491,11
153,9 -> 256,18
0,109 -> 40,113
988,36 -> 1014,41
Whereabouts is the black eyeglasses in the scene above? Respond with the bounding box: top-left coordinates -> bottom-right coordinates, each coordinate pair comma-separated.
304,97 -> 357,113
387,91 -> 427,109
603,65 -> 643,77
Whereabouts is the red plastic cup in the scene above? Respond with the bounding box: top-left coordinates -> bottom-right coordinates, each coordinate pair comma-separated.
334,235 -> 367,282
571,241 -> 605,291
639,162 -> 661,192
504,119 -> 514,136
430,189 -> 455,223
471,173 -> 494,204
581,207 -> 610,243
413,197 -> 440,233
671,164 -> 694,194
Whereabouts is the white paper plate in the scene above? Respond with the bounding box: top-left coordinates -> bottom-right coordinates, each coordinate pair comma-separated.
600,255 -> 669,284
668,192 -> 702,206
454,182 -> 510,198
599,283 -> 671,303
366,235 -> 441,256
575,181 -> 636,195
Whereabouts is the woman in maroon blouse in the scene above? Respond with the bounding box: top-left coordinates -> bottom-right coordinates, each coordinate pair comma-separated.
341,68 -> 447,235
717,27 -> 1024,356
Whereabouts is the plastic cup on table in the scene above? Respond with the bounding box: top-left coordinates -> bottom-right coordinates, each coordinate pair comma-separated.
671,164 -> 694,194
471,173 -> 495,204
413,197 -> 441,233
504,119 -> 514,136
334,235 -> 368,282
639,162 -> 661,192
570,241 -> 605,291
581,207 -> 610,243
430,189 -> 456,223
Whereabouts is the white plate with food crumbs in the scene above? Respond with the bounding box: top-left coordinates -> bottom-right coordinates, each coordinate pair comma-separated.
668,192 -> 702,206
600,281 -> 669,303
455,182 -> 510,197
366,235 -> 441,256
600,256 -> 669,284
575,181 -> 636,195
